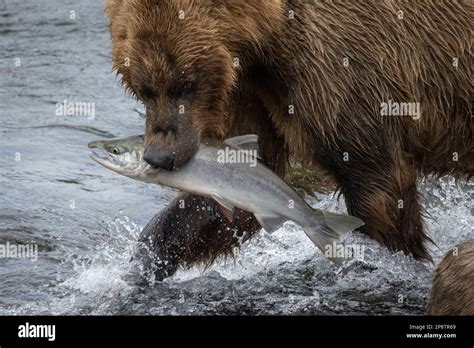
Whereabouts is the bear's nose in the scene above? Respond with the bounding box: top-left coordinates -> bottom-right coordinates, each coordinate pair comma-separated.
143,145 -> 175,171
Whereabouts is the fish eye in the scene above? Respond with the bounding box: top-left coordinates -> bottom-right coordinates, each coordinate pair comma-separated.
111,147 -> 120,155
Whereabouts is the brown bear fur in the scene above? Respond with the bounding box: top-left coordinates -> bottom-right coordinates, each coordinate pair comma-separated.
426,241 -> 474,315
106,0 -> 473,273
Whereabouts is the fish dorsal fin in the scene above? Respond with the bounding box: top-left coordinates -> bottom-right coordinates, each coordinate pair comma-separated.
254,214 -> 287,234
211,192 -> 235,222
224,134 -> 260,159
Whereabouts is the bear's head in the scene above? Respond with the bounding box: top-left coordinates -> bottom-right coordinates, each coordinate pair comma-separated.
106,0 -> 283,169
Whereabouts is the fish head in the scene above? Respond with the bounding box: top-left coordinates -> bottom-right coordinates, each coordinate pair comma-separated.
88,135 -> 158,180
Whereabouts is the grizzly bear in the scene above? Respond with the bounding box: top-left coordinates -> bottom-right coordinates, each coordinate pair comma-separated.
426,241 -> 474,315
105,0 -> 473,279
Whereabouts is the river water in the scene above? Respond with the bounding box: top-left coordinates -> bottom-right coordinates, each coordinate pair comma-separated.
0,0 -> 472,315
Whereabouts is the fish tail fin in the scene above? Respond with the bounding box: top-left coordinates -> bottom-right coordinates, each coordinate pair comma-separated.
302,211 -> 364,265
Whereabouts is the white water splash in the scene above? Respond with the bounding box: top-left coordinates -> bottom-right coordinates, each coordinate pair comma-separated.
49,216 -> 142,314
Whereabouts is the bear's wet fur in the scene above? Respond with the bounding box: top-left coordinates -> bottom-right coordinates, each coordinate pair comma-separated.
106,0 -> 472,272
427,241 -> 474,315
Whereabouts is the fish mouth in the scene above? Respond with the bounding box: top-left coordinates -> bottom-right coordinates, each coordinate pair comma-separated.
89,148 -> 124,173
88,142 -> 127,174
88,141 -> 156,177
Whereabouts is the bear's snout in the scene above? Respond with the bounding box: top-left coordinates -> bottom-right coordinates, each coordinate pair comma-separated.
144,145 -> 175,171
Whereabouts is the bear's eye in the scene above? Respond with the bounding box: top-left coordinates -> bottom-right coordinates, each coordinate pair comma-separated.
183,81 -> 193,91
168,79 -> 196,99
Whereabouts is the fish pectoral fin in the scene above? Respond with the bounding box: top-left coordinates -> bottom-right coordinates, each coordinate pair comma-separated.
224,134 -> 261,159
254,214 -> 287,234
210,193 -> 235,222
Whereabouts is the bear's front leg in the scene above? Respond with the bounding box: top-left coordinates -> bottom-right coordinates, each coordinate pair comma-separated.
134,192 -> 260,281
339,151 -> 432,262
